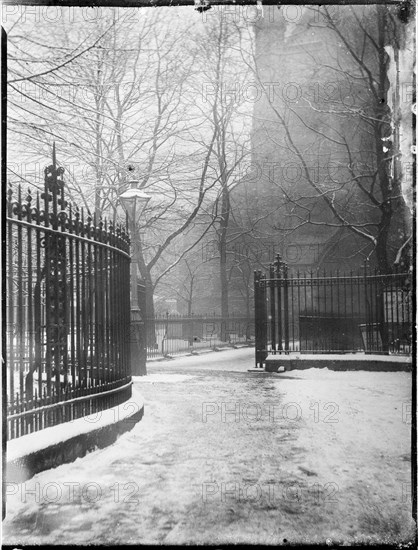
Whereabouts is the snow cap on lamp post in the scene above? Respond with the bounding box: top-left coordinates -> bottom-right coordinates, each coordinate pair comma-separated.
119,187 -> 151,226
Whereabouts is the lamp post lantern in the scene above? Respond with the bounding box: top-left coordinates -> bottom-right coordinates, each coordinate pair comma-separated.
119,183 -> 151,376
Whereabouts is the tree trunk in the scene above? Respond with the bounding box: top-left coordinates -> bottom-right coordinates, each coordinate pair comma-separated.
132,232 -> 157,347
375,201 -> 392,273
219,185 -> 230,342
144,271 -> 157,347
245,283 -> 251,340
220,235 -> 228,341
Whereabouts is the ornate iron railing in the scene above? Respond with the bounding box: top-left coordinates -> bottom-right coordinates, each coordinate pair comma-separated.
145,313 -> 255,359
254,255 -> 412,367
6,146 -> 132,440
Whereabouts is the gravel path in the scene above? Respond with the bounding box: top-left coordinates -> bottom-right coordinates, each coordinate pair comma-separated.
3,348 -> 414,545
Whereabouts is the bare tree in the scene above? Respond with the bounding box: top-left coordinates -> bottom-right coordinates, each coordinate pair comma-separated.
157,257 -> 203,315
239,4 -> 412,272
6,7 -> 233,320
184,14 -> 253,331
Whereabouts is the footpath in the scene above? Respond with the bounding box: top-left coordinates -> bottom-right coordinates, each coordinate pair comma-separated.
6,343 -> 411,485
3,347 -> 414,545
6,344 -> 252,484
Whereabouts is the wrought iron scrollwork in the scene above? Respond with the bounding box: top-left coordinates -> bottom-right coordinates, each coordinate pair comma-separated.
7,144 -> 132,440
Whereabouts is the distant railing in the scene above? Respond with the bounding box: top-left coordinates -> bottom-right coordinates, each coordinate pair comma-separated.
254,255 -> 412,367
6,147 -> 132,440
145,313 -> 254,359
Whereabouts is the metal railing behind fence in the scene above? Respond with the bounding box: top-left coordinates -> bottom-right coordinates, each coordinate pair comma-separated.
6,147 -> 132,440
145,314 -> 254,359
254,255 -> 412,367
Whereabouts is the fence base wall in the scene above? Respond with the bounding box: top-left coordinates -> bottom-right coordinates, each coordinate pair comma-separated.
6,390 -> 144,484
264,353 -> 412,373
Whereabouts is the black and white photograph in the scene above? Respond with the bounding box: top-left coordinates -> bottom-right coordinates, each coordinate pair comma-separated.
2,0 -> 416,546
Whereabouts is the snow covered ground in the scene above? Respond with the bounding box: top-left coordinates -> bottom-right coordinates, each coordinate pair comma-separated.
7,386 -> 143,464
2,348 -> 414,545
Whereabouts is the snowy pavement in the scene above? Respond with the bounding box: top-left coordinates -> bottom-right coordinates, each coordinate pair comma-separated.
3,348 -> 414,545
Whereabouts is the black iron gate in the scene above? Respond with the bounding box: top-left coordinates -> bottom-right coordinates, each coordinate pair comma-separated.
254,255 -> 412,367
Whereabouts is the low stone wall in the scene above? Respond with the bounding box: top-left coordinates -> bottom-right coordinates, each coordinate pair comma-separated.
6,389 -> 144,484
264,354 -> 412,373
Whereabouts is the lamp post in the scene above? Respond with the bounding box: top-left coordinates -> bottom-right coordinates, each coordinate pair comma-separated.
119,182 -> 151,376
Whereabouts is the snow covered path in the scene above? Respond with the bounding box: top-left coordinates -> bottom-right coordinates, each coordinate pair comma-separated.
3,349 -> 414,545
